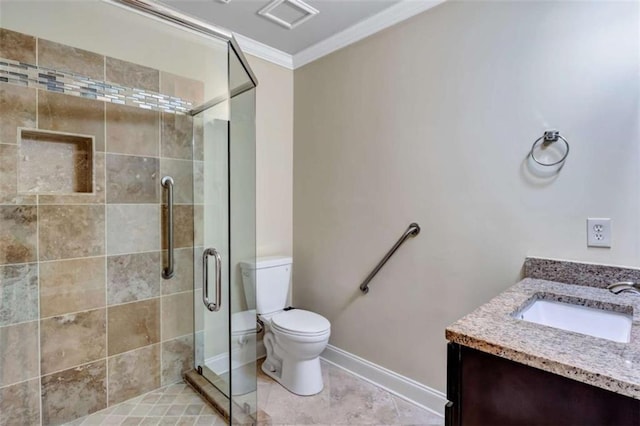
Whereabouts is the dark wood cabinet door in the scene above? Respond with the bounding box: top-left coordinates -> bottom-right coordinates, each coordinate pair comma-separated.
446,343 -> 640,426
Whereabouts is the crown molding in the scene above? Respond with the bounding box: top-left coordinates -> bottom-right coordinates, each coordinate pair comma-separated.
234,0 -> 446,70
292,0 -> 446,69
234,33 -> 294,70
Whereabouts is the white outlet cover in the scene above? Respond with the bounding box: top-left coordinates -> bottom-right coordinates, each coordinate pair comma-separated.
587,218 -> 611,248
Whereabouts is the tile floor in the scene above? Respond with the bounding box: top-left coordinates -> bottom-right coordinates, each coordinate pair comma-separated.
65,383 -> 225,425
257,359 -> 443,425
68,360 -> 444,425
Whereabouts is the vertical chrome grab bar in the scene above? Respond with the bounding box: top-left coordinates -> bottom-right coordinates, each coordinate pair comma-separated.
359,222 -> 421,294
161,176 -> 175,279
203,248 -> 222,312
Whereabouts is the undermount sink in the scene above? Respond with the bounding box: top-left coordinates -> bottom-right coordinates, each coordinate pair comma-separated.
515,299 -> 632,343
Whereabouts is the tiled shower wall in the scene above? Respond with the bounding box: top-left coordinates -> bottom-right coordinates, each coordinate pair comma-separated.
0,28 -> 205,425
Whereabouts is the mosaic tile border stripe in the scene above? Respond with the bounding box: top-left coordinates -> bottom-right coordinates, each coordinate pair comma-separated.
0,57 -> 193,114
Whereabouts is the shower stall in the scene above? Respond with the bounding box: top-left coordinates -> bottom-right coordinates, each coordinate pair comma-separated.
0,0 -> 257,424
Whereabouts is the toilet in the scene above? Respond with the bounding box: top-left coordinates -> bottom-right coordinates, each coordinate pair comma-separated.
229,309 -> 258,395
240,256 -> 331,396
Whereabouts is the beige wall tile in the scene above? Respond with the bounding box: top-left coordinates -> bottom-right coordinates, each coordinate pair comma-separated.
193,119 -> 204,162
193,161 -> 204,205
39,152 -> 106,204
160,158 -> 193,204
0,143 -> 17,200
107,252 -> 161,305
0,85 -> 36,145
106,104 -> 160,157
161,335 -> 194,386
38,38 -> 104,80
106,57 -> 159,92
162,205 -> 193,250
0,205 -> 37,265
194,205 -> 204,247
0,263 -> 38,326
161,248 -> 194,295
0,144 -> 36,205
107,298 -> 160,356
0,320 -> 39,387
39,205 -> 105,261
107,204 -> 159,255
40,257 -> 106,318
161,291 -> 193,340
108,344 -> 160,405
38,91 -> 105,151
40,308 -> 106,374
0,28 -> 36,63
193,247 -> 203,290
41,360 -> 107,425
160,72 -> 204,106
0,378 -> 40,426
106,154 -> 159,204
161,113 -> 193,160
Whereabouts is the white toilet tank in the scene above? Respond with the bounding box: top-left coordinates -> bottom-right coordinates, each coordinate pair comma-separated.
240,256 -> 292,315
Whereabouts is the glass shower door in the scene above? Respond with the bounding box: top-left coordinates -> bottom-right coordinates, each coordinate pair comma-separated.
193,102 -> 232,397
192,40 -> 257,424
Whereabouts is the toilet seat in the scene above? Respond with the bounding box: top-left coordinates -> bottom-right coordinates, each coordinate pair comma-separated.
270,309 -> 330,337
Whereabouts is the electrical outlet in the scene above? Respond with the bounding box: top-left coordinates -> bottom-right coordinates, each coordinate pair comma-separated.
587,218 -> 611,248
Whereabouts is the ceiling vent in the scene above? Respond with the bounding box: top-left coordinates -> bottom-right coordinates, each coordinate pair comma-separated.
258,0 -> 319,30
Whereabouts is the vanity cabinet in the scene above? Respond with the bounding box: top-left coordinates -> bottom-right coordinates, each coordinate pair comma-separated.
445,343 -> 640,426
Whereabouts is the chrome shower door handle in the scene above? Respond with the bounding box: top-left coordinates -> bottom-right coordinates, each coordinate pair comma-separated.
162,176 -> 174,279
203,248 -> 222,312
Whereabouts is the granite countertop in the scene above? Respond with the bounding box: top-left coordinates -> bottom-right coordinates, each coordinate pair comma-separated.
446,277 -> 640,399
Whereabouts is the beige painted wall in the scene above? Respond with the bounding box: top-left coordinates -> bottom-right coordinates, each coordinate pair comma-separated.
293,0 -> 639,393
248,55 -> 294,259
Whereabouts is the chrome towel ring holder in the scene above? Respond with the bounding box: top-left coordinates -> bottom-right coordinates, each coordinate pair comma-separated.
529,130 -> 570,167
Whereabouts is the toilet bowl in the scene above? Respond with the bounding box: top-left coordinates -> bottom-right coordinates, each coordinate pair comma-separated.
230,310 -> 258,395
240,256 -> 331,396
260,309 -> 330,396
205,309 -> 258,396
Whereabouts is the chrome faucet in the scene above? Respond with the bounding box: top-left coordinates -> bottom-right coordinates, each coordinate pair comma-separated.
607,281 -> 640,295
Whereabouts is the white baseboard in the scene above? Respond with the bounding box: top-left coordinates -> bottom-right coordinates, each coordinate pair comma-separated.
320,344 -> 446,417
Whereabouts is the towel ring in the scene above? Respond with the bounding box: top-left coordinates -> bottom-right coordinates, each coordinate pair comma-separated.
529,130 -> 570,167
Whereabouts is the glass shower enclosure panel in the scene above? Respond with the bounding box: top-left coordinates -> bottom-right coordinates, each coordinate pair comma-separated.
193,41 -> 258,423
229,44 -> 257,420
0,0 -> 256,424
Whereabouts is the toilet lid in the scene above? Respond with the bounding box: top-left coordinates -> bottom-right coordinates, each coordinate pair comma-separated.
232,310 -> 256,334
271,309 -> 330,335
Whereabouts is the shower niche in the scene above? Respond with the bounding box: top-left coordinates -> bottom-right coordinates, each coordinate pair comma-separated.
18,128 -> 94,194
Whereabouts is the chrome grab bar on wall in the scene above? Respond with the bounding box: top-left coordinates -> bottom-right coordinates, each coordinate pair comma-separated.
203,248 -> 222,312
161,176 -> 175,279
359,222 -> 421,294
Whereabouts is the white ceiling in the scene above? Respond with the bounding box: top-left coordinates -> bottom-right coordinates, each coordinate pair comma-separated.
163,0 -> 401,54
